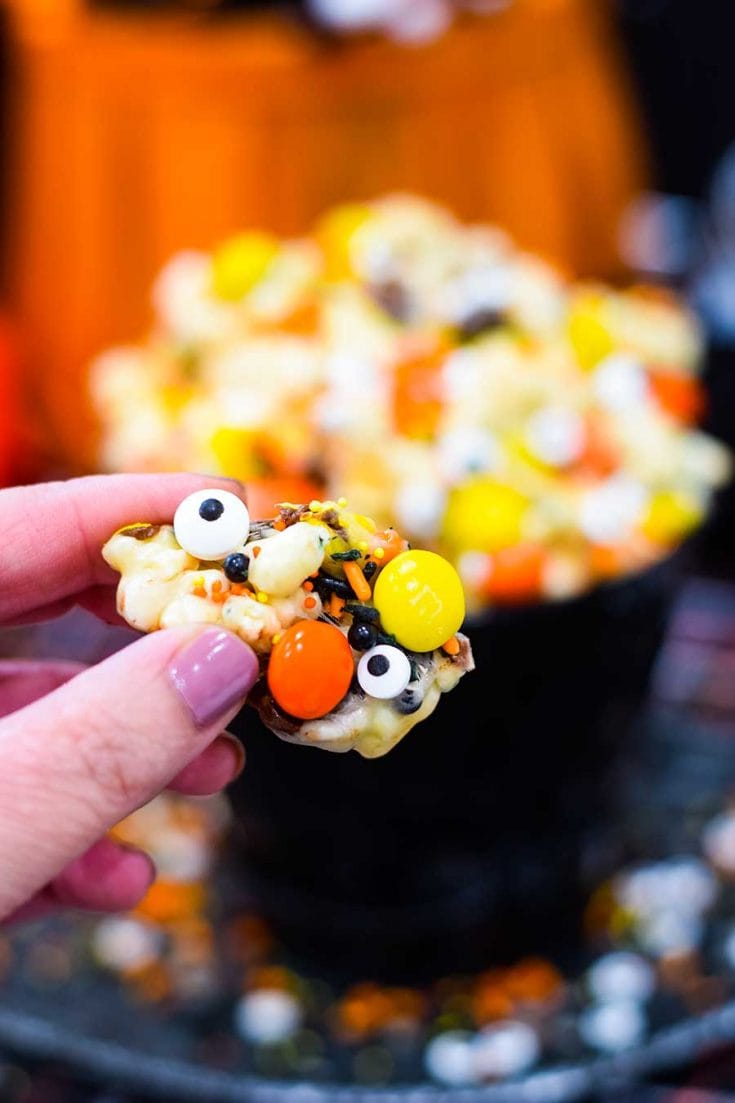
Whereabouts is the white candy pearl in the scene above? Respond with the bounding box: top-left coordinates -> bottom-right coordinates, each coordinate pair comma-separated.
437,427 -> 500,483
92,917 -> 163,971
472,1021 -> 540,1080
423,1031 -> 477,1086
393,481 -> 446,540
640,910 -> 704,956
173,488 -> 250,561
592,354 -> 650,412
235,989 -> 302,1045
587,952 -> 655,1005
704,812 -> 735,875
526,407 -> 586,468
579,476 -> 648,544
578,1001 -> 646,1053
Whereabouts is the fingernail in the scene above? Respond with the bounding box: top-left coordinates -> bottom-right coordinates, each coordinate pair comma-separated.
169,629 -> 259,727
219,731 -> 246,780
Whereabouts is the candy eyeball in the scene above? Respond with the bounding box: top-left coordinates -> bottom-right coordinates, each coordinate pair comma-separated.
357,645 -> 411,699
173,489 -> 251,560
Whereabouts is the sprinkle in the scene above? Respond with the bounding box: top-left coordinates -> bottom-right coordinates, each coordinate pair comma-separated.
256,592 -> 269,604
211,580 -> 222,594
329,594 -> 346,618
442,636 -> 461,656
230,583 -> 247,596
344,559 -> 372,602
337,497 -> 348,509
331,548 -> 362,561
304,596 -> 317,610
309,500 -> 322,512
303,580 -> 314,592
272,632 -> 283,646
273,520 -> 286,531
344,603 -> 379,621
373,547 -> 385,561
252,546 -> 261,558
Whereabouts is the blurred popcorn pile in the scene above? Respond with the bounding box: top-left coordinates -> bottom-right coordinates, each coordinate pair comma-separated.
92,195 -> 731,613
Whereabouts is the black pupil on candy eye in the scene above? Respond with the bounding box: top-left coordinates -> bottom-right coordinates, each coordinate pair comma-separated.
367,654 -> 390,677
199,498 -> 224,521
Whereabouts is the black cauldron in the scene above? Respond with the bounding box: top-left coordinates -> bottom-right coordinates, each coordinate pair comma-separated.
227,561 -> 675,982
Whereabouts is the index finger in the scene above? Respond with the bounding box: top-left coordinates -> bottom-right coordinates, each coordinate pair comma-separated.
0,474 -> 244,623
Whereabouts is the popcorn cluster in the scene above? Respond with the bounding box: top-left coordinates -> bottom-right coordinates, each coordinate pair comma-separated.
92,195 -> 731,611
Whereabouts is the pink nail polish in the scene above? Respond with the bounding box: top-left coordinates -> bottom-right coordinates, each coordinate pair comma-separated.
169,630 -> 259,727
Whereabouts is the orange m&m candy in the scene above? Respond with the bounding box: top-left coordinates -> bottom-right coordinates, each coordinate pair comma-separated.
267,620 -> 354,720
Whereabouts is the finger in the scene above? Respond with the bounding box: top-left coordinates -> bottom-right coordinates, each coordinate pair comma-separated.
167,731 -> 245,795
52,837 -> 156,911
0,624 -> 258,919
0,473 -> 244,623
6,585 -> 128,628
3,839 -> 156,924
0,659 -> 86,717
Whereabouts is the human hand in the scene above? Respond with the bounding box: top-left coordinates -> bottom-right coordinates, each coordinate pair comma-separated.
0,474 -> 259,924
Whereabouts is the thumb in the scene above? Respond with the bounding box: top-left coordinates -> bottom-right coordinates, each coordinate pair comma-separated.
0,626 -> 258,918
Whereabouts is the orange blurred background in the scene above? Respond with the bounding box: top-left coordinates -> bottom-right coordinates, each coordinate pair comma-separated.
0,0 -> 646,477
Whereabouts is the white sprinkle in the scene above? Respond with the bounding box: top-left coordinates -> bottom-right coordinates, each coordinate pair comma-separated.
526,407 -> 586,468
639,909 -> 704,956
579,476 -> 648,544
437,427 -> 500,483
578,1001 -> 646,1053
472,1021 -> 540,1080
91,917 -> 163,972
235,989 -> 302,1045
592,354 -> 650,412
393,482 -> 446,540
704,812 -> 735,875
587,952 -> 655,1005
423,1031 -> 477,1086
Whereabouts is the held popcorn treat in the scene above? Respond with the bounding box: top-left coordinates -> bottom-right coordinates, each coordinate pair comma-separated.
103,491 -> 473,758
92,196 -> 731,612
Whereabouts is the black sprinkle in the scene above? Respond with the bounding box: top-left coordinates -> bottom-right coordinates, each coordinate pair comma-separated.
313,575 -> 352,598
363,560 -> 377,580
344,603 -> 379,622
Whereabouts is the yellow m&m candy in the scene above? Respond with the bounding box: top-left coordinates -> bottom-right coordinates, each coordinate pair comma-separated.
373,550 -> 465,653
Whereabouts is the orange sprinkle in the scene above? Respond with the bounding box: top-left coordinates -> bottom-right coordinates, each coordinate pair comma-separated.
304,596 -> 317,610
442,636 -> 461,656
230,583 -> 246,596
252,546 -> 261,558
211,579 -> 222,594
329,593 -> 346,619
303,580 -> 314,592
273,520 -> 286,531
344,559 -> 371,602
192,584 -> 207,599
